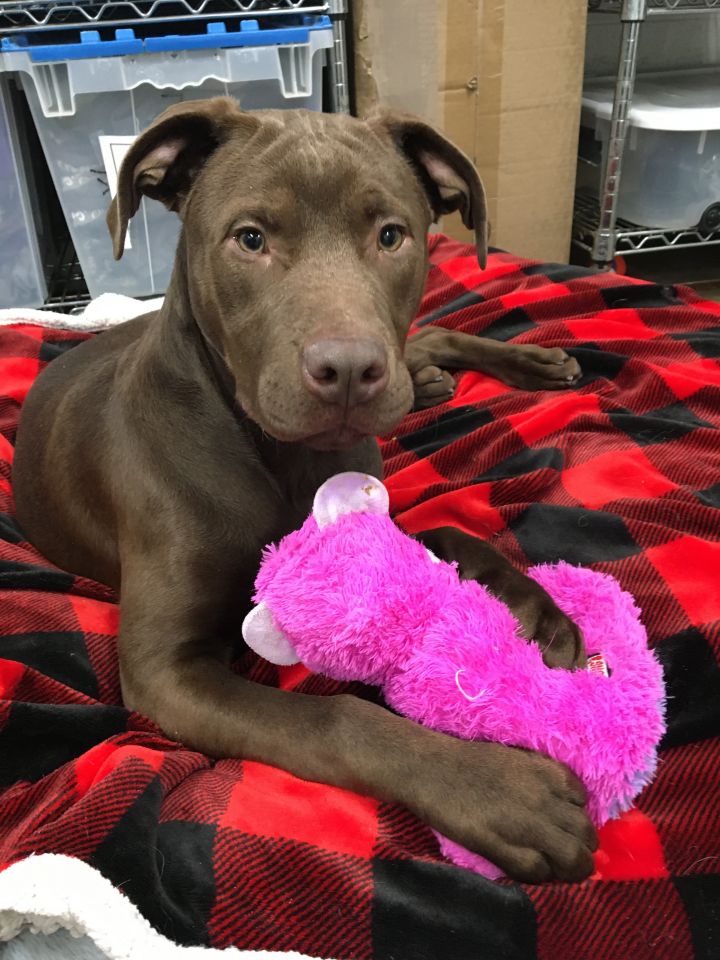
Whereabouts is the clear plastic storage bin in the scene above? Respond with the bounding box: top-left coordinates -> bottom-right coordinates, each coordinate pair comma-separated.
0,78 -> 46,308
577,69 -> 720,232
0,18 -> 332,298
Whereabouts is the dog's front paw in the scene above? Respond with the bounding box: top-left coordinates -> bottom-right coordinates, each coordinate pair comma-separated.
412,365 -> 456,410
499,345 -> 581,391
492,573 -> 587,671
416,738 -> 597,883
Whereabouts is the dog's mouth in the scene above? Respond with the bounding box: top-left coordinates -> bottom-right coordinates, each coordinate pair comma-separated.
246,355 -> 414,450
259,401 -> 413,449
246,374 -> 414,450
302,425 -> 370,452
243,401 -> 375,450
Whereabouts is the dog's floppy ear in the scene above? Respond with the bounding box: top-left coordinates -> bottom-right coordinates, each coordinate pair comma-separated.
368,108 -> 488,268
107,97 -> 259,260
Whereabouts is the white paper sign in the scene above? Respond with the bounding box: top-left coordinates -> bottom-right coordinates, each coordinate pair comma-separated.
99,135 -> 136,251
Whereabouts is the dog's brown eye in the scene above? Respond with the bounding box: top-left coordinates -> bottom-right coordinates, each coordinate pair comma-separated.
235,228 -> 265,254
378,224 -> 405,252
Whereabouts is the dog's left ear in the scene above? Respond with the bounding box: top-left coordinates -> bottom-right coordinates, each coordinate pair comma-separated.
368,108 -> 488,268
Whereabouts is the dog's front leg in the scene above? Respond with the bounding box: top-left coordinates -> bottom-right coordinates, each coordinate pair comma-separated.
415,527 -> 586,670
117,546 -> 594,883
405,327 -> 581,404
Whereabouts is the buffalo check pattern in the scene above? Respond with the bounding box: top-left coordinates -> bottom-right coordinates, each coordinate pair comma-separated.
1,233 -> 719,959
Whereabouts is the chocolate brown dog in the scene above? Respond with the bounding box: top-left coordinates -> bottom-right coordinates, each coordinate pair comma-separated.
12,99 -> 593,883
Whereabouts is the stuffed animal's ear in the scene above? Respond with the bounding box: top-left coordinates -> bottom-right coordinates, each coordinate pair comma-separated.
242,602 -> 299,666
313,472 -> 390,530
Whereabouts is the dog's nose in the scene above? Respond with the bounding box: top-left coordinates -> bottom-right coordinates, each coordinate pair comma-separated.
302,338 -> 389,406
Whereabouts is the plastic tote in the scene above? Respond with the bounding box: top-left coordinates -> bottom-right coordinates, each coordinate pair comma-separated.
577,68 -> 720,232
0,78 -> 46,308
0,17 -> 333,299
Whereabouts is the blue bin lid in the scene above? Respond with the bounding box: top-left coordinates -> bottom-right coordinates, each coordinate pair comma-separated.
0,15 -> 332,63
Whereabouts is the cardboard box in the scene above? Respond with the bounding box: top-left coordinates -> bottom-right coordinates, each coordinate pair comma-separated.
354,0 -> 588,263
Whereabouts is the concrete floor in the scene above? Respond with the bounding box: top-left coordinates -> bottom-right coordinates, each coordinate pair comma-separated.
3,929 -> 108,959
693,281 -> 720,303
571,240 -> 720,298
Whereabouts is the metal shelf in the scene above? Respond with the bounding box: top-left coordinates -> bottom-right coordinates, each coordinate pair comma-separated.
573,193 -> 720,258
41,234 -> 89,312
0,0 -> 349,113
0,0 -> 329,34
590,0 -> 720,12
577,0 -> 720,266
1,0 -> 351,303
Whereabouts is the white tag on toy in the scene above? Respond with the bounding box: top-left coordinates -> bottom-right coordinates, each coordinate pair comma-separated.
587,654 -> 610,678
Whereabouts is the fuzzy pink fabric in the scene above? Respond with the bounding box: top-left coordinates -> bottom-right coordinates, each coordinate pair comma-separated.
251,507 -> 666,879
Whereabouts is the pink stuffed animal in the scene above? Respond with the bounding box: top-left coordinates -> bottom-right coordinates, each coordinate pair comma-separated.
242,472 -> 666,879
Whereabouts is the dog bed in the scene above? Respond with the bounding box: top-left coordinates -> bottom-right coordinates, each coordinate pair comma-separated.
0,233 -> 719,960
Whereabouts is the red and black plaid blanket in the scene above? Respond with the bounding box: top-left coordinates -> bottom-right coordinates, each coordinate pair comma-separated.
1,234 -> 719,959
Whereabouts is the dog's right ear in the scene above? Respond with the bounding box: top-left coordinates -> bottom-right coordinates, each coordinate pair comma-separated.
107,97 -> 259,260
